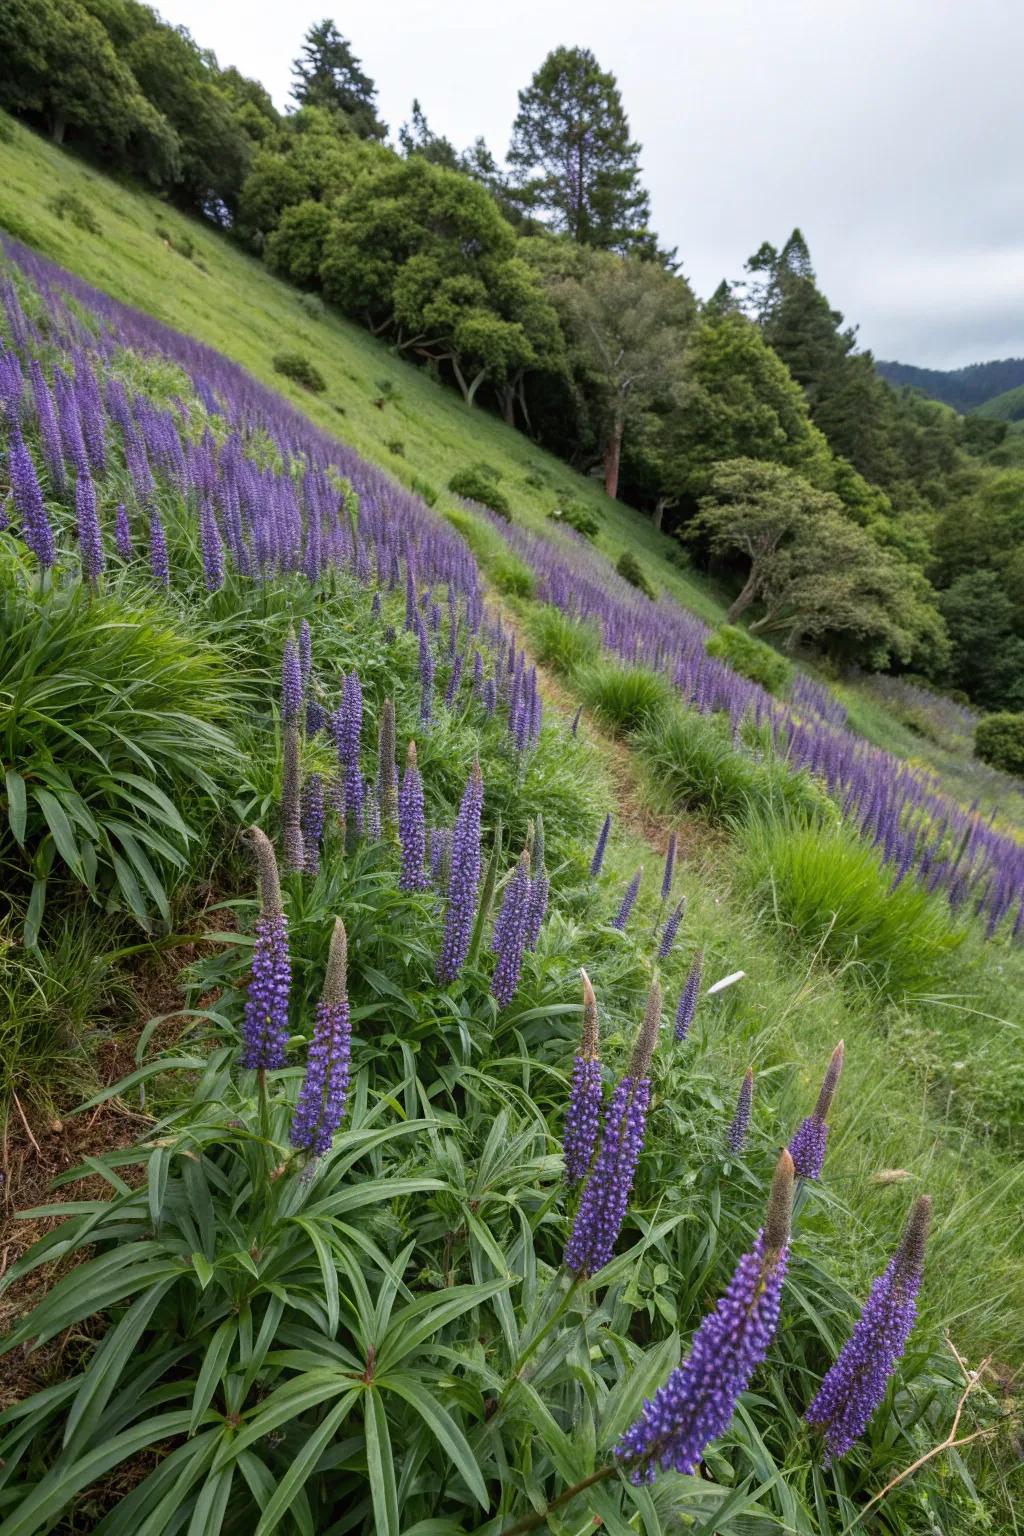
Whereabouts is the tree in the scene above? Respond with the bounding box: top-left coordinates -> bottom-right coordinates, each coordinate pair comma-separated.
688,459 -> 946,664
320,159 -> 562,408
398,100 -> 459,169
0,0 -> 170,161
938,572 -> 1024,710
507,46 -> 654,253
291,19 -> 386,141
548,250 -> 694,498
235,107 -> 384,244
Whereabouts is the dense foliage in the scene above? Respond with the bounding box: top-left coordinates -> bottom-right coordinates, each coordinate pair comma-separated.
0,184 -> 1022,1535
974,711 -> 1024,778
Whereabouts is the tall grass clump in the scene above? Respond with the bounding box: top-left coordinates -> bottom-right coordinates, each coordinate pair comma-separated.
0,576 -> 239,939
638,707 -> 824,825
736,811 -> 965,997
576,659 -> 674,736
527,605 -> 601,675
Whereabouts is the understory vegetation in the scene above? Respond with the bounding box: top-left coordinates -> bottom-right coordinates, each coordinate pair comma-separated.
0,98 -> 1022,1536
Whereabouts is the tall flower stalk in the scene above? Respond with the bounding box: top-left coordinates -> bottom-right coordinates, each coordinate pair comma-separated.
728,1068 -> 754,1153
806,1195 -> 931,1462
290,918 -> 352,1158
437,762 -> 483,984
241,828 -> 291,1071
590,814 -> 611,878
611,868 -> 642,931
565,981 -> 661,1276
398,740 -> 428,891
616,1149 -> 794,1481
789,1041 -> 844,1179
563,970 -> 602,1187
674,950 -> 703,1041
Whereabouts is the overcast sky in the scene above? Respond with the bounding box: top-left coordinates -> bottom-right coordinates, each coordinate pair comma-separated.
165,0 -> 1023,369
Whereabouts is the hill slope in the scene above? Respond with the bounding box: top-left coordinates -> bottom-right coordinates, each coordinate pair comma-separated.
876,355 -> 1024,412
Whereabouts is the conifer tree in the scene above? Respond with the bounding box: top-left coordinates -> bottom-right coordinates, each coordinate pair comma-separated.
291,19 -> 386,141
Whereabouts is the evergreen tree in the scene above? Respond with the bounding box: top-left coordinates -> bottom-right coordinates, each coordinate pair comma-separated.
398,100 -> 459,168
291,19 -> 386,141
507,46 -> 654,253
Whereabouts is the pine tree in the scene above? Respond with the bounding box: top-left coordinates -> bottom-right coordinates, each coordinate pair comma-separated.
398,100 -> 459,168
507,46 -> 654,254
290,19 -> 386,141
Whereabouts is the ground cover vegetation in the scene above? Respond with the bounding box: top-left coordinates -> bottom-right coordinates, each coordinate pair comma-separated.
0,19 -> 1023,1534
0,211 -> 1022,1535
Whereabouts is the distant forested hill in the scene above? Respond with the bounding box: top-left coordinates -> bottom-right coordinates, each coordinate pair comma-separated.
877,357 -> 1024,413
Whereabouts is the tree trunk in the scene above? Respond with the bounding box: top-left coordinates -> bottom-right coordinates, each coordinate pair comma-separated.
50,110 -> 67,145
465,369 -> 487,407
603,419 -> 624,501
725,567 -> 761,623
652,497 -> 670,532
498,386 -> 515,426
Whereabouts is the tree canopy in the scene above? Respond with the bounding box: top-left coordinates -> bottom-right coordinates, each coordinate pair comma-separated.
290,18 -> 386,141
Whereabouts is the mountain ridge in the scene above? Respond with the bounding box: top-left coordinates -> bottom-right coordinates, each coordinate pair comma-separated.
876,355 -> 1024,414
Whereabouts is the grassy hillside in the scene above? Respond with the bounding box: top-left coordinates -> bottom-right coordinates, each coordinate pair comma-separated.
0,116 -> 725,626
976,381 -> 1024,421
2,117 -> 1024,1532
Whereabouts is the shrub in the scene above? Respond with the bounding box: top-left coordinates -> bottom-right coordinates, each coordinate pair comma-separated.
299,291 -> 327,321
0,584 -> 237,941
490,552 -> 535,598
974,712 -> 1024,777
448,467 -> 511,519
616,550 -> 655,599
49,191 -> 101,235
736,812 -> 964,997
411,475 -> 438,506
527,606 -> 601,675
548,500 -> 601,539
265,199 -> 332,285
386,438 -> 405,457
154,220 -> 194,259
272,350 -> 326,392
576,660 -> 674,736
706,625 -> 793,695
372,377 -> 400,407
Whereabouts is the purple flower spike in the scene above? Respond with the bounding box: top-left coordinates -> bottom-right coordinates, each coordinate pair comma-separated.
661,833 -> 677,903
806,1196 -> 931,1462
674,950 -> 703,1042
616,1151 -> 794,1482
571,704 -> 583,737
114,503 -> 133,561
75,470 -> 105,585
9,429 -> 55,569
728,1068 -> 754,1153
789,1041 -> 844,1180
590,814 -> 611,878
565,982 -> 661,1275
301,773 -> 325,876
658,899 -> 686,961
491,848 -> 531,1008
290,918 -> 352,1157
241,828 -> 291,1070
149,508 -> 170,588
298,619 -> 313,690
437,762 -> 483,984
282,636 -> 303,726
199,500 -> 224,592
611,868 -> 642,931
524,869 -> 549,951
398,740 -> 428,891
563,969 -> 603,1187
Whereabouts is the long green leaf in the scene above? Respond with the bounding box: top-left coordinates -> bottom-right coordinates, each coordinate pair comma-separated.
254,1391 -> 357,1535
382,1373 -> 488,1509
5,768 -> 26,844
363,1387 -> 399,1536
190,1319 -> 237,1433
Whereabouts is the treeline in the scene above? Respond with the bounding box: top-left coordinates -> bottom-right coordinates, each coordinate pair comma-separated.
2,5 -> 1022,705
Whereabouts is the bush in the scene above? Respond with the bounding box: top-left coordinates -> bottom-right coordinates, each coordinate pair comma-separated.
298,291 -> 327,322
272,350 -> 326,392
576,660 -> 674,736
706,625 -> 793,695
527,606 -> 601,675
548,500 -> 600,539
49,191 -> 101,235
974,712 -> 1024,777
490,552 -> 535,597
154,220 -> 194,259
411,476 -> 438,506
616,550 -> 655,599
737,812 -> 964,997
0,584 -> 237,941
448,466 -> 511,519
386,438 -> 405,457
265,199 -> 332,285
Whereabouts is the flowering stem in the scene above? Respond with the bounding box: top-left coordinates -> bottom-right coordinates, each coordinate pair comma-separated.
499,1464 -> 616,1535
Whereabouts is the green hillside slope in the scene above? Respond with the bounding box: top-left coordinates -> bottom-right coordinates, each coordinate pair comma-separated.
975,381 -> 1024,421
0,116 -> 725,624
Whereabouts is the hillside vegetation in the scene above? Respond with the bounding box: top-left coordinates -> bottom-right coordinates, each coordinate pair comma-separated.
1,37 -> 1023,1536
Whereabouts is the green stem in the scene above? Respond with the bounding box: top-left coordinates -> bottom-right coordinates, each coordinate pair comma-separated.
500,1464 -> 616,1536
